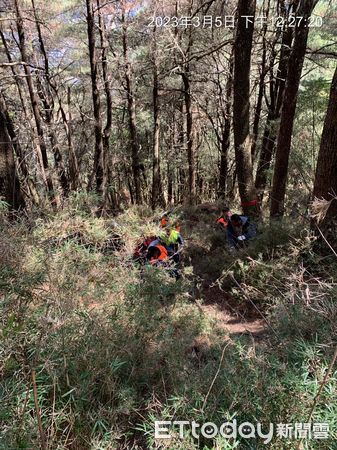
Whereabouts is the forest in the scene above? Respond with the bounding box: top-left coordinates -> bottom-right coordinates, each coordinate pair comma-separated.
0,0 -> 337,449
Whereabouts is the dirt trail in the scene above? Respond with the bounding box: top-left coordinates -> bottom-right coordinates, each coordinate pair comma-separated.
196,283 -> 266,337
183,205 -> 266,338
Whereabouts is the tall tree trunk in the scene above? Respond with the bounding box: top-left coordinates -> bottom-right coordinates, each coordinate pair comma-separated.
86,0 -> 105,197
35,73 -> 69,196
255,18 -> 294,201
233,0 -> 257,215
0,29 -> 28,118
218,57 -> 233,199
66,87 -> 79,190
251,76 -> 264,162
167,160 -> 173,205
181,2 -> 196,206
270,0 -> 318,217
122,10 -> 142,204
2,26 -> 48,203
0,97 -> 39,205
255,111 -> 278,201
167,116 -> 177,206
97,0 -> 112,204
0,104 -> 25,209
312,66 -> 337,247
151,26 -> 163,209
182,69 -> 196,205
50,87 -> 80,191
251,0 -> 270,160
31,0 -> 69,197
14,0 -> 57,206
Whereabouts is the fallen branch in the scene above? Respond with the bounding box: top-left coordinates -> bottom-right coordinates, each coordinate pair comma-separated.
316,225 -> 337,258
201,341 -> 231,413
0,61 -> 43,70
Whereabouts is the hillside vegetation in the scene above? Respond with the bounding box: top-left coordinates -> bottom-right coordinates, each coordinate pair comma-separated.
1,197 -> 336,449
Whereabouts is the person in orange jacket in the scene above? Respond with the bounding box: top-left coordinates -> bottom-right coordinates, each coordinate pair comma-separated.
216,207 -> 232,229
146,244 -> 169,265
160,216 -> 168,228
146,242 -> 181,279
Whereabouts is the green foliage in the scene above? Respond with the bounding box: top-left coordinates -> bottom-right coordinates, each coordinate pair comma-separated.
0,199 -> 10,213
0,206 -> 336,449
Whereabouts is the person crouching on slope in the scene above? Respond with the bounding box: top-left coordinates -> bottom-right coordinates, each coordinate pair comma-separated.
146,241 -> 181,280
146,244 -> 169,266
227,213 -> 257,251
159,226 -> 184,263
149,226 -> 184,263
216,206 -> 232,230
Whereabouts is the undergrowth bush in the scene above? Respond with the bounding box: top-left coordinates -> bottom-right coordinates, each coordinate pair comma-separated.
1,202 -> 336,449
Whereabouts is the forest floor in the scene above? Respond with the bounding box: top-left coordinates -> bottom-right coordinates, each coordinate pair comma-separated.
180,203 -> 266,338
71,201 -> 267,338
185,244 -> 266,338
1,198 -> 336,450
194,287 -> 266,337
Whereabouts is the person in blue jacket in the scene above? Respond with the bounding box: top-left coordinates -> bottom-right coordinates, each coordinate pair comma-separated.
227,214 -> 257,251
